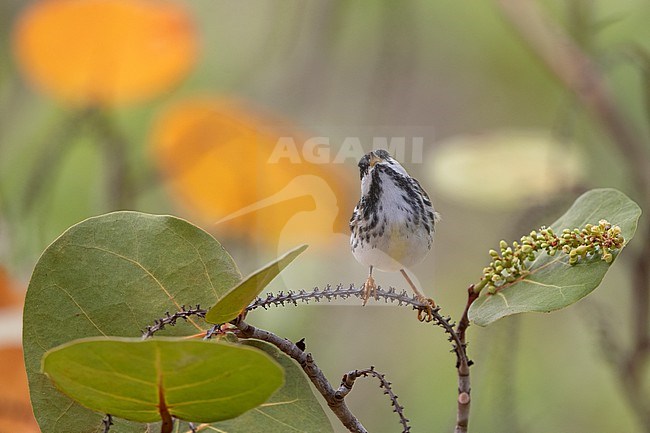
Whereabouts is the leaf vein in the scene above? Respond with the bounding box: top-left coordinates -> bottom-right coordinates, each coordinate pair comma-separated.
54,284 -> 107,336
254,407 -> 306,432
68,244 -> 203,331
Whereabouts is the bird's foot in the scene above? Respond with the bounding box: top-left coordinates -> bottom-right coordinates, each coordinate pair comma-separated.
361,275 -> 378,306
415,295 -> 437,322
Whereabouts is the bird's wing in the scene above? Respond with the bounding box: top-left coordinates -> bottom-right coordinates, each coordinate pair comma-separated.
349,199 -> 363,231
408,177 -> 432,206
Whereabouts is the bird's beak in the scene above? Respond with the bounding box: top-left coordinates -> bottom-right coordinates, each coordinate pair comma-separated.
369,152 -> 382,167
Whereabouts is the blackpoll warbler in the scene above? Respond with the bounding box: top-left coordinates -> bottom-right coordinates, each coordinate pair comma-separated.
350,149 -> 439,317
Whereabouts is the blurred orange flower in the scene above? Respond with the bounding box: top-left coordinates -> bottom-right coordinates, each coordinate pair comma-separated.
150,98 -> 353,248
13,0 -> 198,106
0,270 -> 36,432
0,268 -> 22,308
0,347 -> 39,433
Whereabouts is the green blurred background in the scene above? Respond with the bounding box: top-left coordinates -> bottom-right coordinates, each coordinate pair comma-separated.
1,1 -> 649,432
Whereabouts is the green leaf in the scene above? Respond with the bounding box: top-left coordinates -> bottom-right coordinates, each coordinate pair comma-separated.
24,211 -> 241,433
211,340 -> 334,433
42,337 -> 284,424
205,244 -> 308,324
469,189 -> 641,326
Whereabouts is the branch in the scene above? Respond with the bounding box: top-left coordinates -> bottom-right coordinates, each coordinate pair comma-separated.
337,367 -> 411,432
457,285 -> 480,346
234,319 -> 368,433
496,0 -> 650,198
247,284 -> 472,433
144,286 -> 473,433
454,286 -> 478,433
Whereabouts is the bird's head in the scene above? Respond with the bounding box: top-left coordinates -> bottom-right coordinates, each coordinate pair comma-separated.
358,149 -> 408,181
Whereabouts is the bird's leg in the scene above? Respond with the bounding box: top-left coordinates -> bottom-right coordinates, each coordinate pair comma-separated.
400,269 -> 436,322
361,266 -> 378,306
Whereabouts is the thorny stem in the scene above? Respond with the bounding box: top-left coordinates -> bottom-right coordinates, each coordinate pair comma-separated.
337,367 -> 411,432
247,284 -> 469,361
143,286 -> 471,433
141,305 -> 206,339
234,319 -> 368,433
246,285 -> 472,433
248,285 -> 468,356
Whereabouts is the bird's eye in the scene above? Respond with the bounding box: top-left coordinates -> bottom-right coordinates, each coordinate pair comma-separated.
358,155 -> 369,168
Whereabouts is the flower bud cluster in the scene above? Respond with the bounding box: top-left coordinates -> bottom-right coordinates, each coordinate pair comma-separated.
474,220 -> 624,295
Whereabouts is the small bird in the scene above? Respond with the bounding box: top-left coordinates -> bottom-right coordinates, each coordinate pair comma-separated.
349,149 -> 439,318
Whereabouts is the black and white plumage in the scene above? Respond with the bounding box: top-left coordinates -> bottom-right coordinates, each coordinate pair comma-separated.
349,149 -> 439,304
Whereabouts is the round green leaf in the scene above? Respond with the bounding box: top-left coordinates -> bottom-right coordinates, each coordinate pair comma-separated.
211,340 -> 334,433
42,338 -> 284,423
205,244 -> 308,324
468,189 -> 641,326
24,211 -> 241,433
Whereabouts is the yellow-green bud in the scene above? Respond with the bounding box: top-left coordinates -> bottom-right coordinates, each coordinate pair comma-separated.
576,245 -> 589,255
